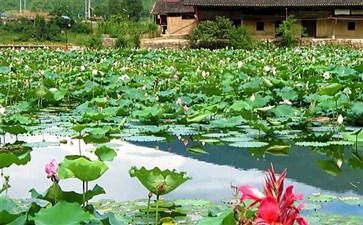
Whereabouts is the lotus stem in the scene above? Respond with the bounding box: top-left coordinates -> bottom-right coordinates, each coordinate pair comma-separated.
82,181 -> 86,208
146,193 -> 151,225
78,132 -> 82,155
155,195 -> 159,225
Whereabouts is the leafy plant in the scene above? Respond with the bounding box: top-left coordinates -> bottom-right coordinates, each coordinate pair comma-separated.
276,16 -> 304,47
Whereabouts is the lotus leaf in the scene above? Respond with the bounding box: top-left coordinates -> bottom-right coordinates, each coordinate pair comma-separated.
0,197 -> 21,224
59,157 -> 108,182
30,183 -> 105,205
33,201 -> 98,225
124,135 -> 166,142
0,142 -> 32,168
129,166 -> 191,196
187,146 -> 209,154
210,116 -> 246,129
229,141 -> 269,148
308,194 -> 337,202
95,145 -> 117,162
318,83 -> 344,96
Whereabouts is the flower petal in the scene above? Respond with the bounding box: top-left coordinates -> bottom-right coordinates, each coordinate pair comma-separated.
238,185 -> 265,202
296,216 -> 309,225
257,196 -> 279,222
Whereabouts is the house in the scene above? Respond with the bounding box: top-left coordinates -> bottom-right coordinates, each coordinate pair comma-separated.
152,0 -> 363,39
151,0 -> 197,35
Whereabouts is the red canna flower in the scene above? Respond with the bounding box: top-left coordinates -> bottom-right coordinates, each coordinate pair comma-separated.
238,164 -> 309,225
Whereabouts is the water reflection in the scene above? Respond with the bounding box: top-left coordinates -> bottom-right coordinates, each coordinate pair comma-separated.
2,134 -> 362,217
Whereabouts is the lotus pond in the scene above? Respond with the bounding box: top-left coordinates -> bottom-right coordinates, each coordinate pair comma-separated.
0,46 -> 362,224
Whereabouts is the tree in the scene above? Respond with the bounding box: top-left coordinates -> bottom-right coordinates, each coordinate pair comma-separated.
122,0 -> 143,21
276,16 -> 305,47
108,0 -> 122,16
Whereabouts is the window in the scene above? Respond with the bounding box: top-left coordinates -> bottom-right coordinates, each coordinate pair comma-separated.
348,21 -> 356,30
182,14 -> 195,20
256,22 -> 264,31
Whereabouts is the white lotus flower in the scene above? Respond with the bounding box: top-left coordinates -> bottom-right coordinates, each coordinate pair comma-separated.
323,72 -> 330,79
80,65 -> 85,71
337,114 -> 344,124
237,61 -> 243,68
176,97 -> 182,105
0,105 -> 5,115
92,69 -> 98,75
250,93 -> 256,102
263,65 -> 271,72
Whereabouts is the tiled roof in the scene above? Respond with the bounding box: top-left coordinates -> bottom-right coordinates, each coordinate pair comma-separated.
152,0 -> 194,14
183,0 -> 363,7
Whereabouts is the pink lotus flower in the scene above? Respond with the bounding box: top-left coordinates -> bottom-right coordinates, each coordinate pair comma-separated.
238,164 -> 308,225
45,159 -> 59,183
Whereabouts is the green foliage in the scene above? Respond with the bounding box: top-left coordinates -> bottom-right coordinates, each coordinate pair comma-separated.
190,17 -> 256,49
228,26 -> 257,49
70,22 -> 93,34
276,16 -> 304,47
189,16 -> 233,49
82,35 -> 103,48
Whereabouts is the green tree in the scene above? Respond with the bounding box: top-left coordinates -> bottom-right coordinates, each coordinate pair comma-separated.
122,0 -> 143,21
276,16 -> 304,47
189,16 -> 233,49
108,0 -> 122,16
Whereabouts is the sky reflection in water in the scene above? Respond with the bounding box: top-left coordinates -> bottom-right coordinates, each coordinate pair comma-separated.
4,134 -> 363,216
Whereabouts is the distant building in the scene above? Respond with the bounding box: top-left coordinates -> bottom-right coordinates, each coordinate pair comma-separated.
151,0 -> 197,35
152,0 -> 363,39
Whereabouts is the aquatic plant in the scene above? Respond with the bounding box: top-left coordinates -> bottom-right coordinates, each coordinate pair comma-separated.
236,164 -> 308,225
129,166 -> 191,224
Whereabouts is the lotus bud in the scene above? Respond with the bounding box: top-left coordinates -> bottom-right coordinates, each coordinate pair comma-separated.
183,105 -> 188,111
103,97 -> 108,104
250,93 -> 256,102
80,65 -> 85,71
155,96 -> 159,101
0,105 -> 5,115
337,114 -> 343,125
173,74 -> 178,80
45,159 -> 59,183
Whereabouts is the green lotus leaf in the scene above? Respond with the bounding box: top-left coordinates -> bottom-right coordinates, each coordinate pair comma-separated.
173,199 -> 213,207
187,146 -> 209,154
266,145 -> 291,156
210,116 -> 246,129
95,145 -> 117,162
327,141 -> 354,146
0,142 -> 32,169
230,100 -> 252,111
59,157 -> 108,182
129,166 -> 191,196
304,132 -> 334,142
33,201 -> 98,225
295,141 -> 331,147
318,83 -> 344,96
186,112 -> 211,123
132,106 -> 164,120
1,125 -> 28,135
202,133 -> 231,138
30,183 -> 105,205
276,87 -> 298,101
317,159 -> 342,176
271,105 -> 300,118
229,141 -> 269,148
339,197 -> 363,206
308,194 -> 337,202
220,136 -> 253,142
197,210 -> 234,225
124,135 -> 166,142
169,127 -> 199,136
0,197 -> 21,224
302,203 -> 323,211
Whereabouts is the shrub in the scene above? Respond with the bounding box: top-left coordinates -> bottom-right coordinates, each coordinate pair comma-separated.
83,35 -> 103,48
115,36 -> 127,48
189,16 -> 233,49
228,26 -> 257,50
276,16 -> 304,47
70,22 -> 93,34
